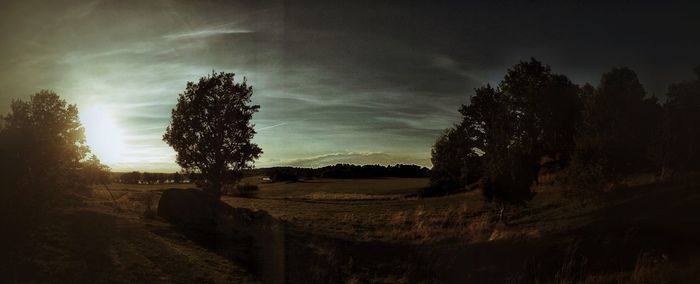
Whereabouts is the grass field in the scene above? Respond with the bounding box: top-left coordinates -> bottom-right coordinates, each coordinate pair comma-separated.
239,177 -> 429,200
94,177 -> 568,244
69,175 -> 700,282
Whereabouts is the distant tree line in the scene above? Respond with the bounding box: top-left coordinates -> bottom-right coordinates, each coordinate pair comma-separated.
117,171 -> 187,184
431,59 -> 700,219
245,164 -> 430,182
113,164 -> 428,185
317,164 -> 429,179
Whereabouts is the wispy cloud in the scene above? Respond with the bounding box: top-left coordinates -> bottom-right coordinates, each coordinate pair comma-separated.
431,54 -> 485,82
163,28 -> 253,40
257,122 -> 287,131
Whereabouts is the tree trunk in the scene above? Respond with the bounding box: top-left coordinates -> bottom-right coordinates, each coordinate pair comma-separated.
203,171 -> 224,199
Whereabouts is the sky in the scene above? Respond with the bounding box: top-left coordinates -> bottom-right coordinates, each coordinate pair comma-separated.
1,0 -> 700,172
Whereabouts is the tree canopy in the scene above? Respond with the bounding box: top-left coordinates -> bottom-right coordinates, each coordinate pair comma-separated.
163,72 -> 262,198
650,65 -> 700,177
433,60 -> 700,204
567,68 -> 660,191
432,59 -> 581,210
0,90 -> 90,195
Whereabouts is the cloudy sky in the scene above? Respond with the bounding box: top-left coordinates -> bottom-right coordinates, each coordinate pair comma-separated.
1,0 -> 699,171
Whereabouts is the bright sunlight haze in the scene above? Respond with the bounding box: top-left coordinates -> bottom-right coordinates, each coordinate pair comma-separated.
80,105 -> 125,165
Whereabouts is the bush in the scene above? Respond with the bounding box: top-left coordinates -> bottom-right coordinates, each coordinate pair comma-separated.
557,157 -> 609,199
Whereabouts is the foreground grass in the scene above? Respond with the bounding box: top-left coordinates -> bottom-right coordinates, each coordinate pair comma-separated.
61,176 -> 700,282
3,200 -> 257,283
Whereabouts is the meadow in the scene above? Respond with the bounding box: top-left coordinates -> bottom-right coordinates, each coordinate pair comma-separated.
98,177 -> 499,243
80,174 -> 700,283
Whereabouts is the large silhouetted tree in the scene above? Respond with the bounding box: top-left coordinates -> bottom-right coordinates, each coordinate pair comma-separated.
0,91 -> 93,259
0,90 -> 89,199
163,72 -> 262,199
438,59 -> 581,220
461,84 -> 535,220
567,67 -> 660,191
650,65 -> 700,178
499,59 -> 581,159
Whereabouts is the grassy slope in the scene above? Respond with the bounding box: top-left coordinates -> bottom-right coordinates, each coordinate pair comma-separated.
5,198 -> 257,283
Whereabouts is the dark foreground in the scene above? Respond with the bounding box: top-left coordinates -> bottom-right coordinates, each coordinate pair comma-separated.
3,177 -> 700,283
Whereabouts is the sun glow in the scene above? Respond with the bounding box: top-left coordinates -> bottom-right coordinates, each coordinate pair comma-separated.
80,105 -> 126,165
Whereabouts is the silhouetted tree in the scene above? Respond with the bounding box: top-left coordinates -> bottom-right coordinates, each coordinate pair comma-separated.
650,65 -> 700,178
0,91 -> 92,260
566,67 -> 660,192
163,72 -> 262,199
0,90 -> 89,203
461,84 -> 535,220
429,127 -> 482,195
499,58 -> 581,159
449,59 -> 581,220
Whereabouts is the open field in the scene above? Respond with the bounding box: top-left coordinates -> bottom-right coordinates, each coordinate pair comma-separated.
238,177 -> 429,200
92,177 -> 619,244
26,175 -> 700,283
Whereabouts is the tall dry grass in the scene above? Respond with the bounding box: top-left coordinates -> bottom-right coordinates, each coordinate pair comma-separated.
548,249 -> 670,284
381,204 -> 500,242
